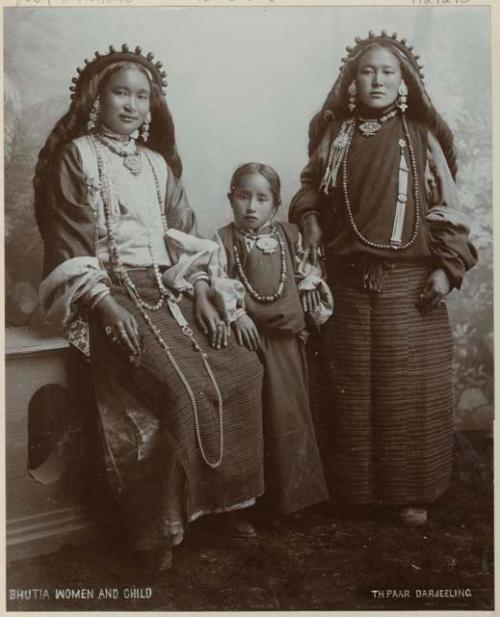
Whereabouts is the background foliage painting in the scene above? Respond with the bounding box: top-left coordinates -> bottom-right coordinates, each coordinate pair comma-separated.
4,7 -> 492,430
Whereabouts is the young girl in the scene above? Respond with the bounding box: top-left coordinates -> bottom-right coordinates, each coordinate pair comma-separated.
210,162 -> 330,520
34,45 -> 265,570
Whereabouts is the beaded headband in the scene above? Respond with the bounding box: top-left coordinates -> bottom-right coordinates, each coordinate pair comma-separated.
340,31 -> 425,81
69,44 -> 168,100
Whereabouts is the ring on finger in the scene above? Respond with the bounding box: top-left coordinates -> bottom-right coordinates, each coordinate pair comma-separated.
105,326 -> 113,337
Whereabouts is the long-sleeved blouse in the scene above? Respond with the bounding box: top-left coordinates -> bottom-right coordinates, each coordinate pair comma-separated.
39,134 -> 214,354
289,115 -> 477,288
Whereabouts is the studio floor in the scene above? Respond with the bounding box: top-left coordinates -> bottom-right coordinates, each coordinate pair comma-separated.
6,439 -> 494,612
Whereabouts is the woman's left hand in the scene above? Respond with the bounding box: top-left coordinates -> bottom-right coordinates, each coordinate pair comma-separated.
417,268 -> 450,315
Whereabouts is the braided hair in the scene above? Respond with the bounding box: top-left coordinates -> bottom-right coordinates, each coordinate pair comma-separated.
33,60 -> 182,241
308,38 -> 457,178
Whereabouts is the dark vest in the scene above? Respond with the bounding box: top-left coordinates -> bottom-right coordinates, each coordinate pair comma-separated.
218,222 -> 305,335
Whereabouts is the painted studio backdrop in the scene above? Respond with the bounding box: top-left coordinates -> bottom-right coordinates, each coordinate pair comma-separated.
4,6 -> 492,431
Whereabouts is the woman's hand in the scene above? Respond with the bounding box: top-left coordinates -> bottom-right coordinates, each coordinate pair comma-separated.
301,289 -> 321,314
93,294 -> 141,356
194,280 -> 229,349
302,213 -> 322,267
233,314 -> 260,351
417,268 -> 451,315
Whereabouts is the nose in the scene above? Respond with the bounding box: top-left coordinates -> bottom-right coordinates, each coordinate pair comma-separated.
123,96 -> 137,112
372,71 -> 383,87
247,198 -> 258,213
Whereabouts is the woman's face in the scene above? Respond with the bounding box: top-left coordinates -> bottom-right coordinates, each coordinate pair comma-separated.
355,46 -> 402,110
229,173 -> 278,232
100,66 -> 151,136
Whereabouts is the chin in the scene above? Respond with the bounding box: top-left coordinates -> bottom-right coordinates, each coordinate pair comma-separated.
364,98 -> 396,111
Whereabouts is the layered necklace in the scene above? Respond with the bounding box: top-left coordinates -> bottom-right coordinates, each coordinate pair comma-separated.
233,224 -> 288,303
94,128 -> 143,176
357,106 -> 398,138
341,113 -> 421,250
90,134 -> 224,469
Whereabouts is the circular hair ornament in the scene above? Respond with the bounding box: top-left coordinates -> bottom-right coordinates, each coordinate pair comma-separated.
69,43 -> 169,99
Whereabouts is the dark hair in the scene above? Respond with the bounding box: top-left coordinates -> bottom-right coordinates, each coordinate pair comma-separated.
308,41 -> 457,178
33,60 -> 182,240
229,162 -> 282,207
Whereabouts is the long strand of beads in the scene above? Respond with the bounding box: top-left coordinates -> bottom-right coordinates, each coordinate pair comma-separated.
133,295 -> 224,469
341,113 -> 421,250
92,136 -> 170,310
90,135 -> 224,468
233,226 -> 288,303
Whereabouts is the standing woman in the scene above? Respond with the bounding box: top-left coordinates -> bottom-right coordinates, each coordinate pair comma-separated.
34,45 -> 264,570
289,32 -> 477,525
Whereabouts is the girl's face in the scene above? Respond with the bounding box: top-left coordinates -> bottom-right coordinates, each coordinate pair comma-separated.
229,173 -> 278,232
100,67 -> 151,136
355,46 -> 402,110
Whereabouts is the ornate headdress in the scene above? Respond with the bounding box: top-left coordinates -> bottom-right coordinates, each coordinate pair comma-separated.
68,43 -> 168,100
338,30 -> 425,81
307,30 -> 457,178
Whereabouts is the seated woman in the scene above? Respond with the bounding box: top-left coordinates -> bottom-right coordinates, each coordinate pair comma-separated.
35,44 -> 265,571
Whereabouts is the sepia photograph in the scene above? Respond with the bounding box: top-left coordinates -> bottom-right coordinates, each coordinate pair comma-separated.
3,1 -> 494,612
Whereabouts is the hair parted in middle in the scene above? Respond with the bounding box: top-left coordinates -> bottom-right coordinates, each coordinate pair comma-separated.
308,31 -> 457,179
229,162 -> 282,208
34,47 -> 181,241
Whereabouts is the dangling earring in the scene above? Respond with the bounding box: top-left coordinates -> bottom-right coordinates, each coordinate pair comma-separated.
396,80 -> 408,113
348,81 -> 357,114
87,96 -> 100,133
139,112 -> 151,143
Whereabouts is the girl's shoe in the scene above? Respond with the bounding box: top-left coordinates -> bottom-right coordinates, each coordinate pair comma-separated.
225,511 -> 258,539
399,507 -> 428,527
136,547 -> 173,571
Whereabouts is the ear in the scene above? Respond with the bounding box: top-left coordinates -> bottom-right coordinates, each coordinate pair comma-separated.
227,192 -> 233,206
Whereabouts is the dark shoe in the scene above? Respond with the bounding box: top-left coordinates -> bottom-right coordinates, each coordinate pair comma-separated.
399,507 -> 427,527
136,547 -> 173,571
225,511 -> 257,539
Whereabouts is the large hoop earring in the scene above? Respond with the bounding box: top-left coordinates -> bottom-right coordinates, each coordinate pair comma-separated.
347,81 -> 357,114
396,80 -> 408,113
87,96 -> 101,133
139,111 -> 151,143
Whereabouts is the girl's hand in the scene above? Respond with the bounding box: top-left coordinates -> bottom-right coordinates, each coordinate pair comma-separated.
417,268 -> 451,315
94,294 -> 141,356
194,280 -> 229,349
301,289 -> 321,314
302,213 -> 322,267
233,314 -> 260,351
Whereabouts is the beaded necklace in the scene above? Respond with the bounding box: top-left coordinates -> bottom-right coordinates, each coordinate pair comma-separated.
357,107 -> 398,138
341,113 -> 421,251
94,132 -> 143,176
233,224 -> 288,303
90,135 -> 224,469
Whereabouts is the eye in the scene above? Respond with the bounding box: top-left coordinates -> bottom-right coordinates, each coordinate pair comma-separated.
258,195 -> 270,202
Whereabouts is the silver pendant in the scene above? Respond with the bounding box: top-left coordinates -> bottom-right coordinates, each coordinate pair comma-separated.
123,153 -> 143,176
358,119 -> 382,137
255,235 -> 279,255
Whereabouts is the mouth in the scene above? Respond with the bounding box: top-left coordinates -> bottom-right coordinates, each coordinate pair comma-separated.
119,115 -> 139,122
370,92 -> 385,97
244,215 -> 259,221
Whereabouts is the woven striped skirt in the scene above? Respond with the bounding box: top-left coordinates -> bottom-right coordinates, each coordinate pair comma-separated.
320,259 -> 454,506
89,269 -> 265,550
